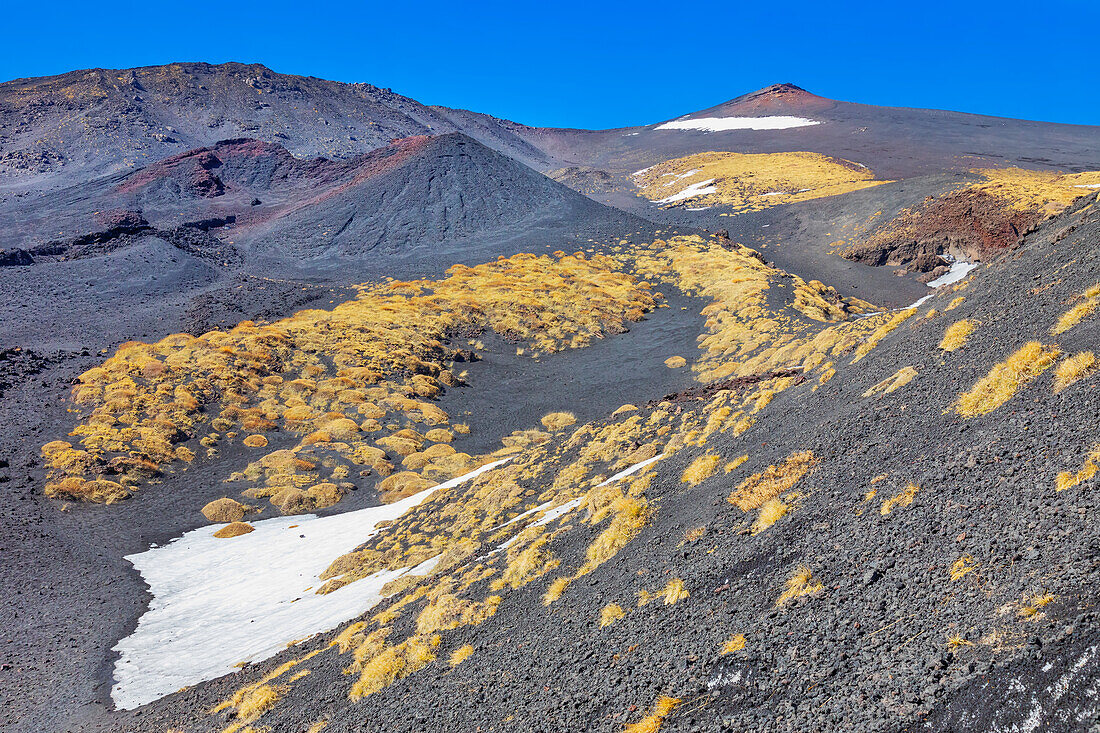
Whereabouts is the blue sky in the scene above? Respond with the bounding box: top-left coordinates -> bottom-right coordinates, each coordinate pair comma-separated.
4,0 -> 1099,128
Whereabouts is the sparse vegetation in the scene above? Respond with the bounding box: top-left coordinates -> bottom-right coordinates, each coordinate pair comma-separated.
777,565 -> 823,606
720,633 -> 746,655
939,319 -> 976,352
1053,352 -> 1096,392
880,483 -> 919,515
44,252 -> 657,508
599,602 -> 626,627
624,695 -> 681,733
955,342 -> 1060,416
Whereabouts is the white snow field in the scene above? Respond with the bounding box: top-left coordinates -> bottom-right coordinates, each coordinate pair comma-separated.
654,116 -> 820,132
111,458 -> 509,709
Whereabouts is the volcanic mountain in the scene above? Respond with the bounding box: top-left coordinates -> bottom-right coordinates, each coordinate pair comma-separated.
0,132 -> 644,274
2,62 -> 1100,733
0,61 -> 549,188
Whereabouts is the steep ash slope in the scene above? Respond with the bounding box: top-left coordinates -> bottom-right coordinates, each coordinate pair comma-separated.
78,195 -> 1100,733
241,133 -> 649,274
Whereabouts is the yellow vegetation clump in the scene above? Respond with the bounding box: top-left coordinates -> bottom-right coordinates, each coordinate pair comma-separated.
449,644 -> 473,666
1052,284 -> 1100,335
682,454 -> 720,486
214,521 -> 255,538
727,451 -> 816,511
721,633 -> 746,655
664,355 -> 687,368
624,695 -> 681,733
955,342 -> 1061,417
242,434 -> 269,448
1053,352 -> 1096,393
600,602 -> 626,627
939,320 -> 977,352
880,482 -> 919,515
950,555 -> 976,581
851,309 -> 915,363
213,650 -> 319,727
44,251 -> 657,507
202,497 -> 247,523
863,366 -> 918,397
662,578 -> 689,605
540,412 -> 577,431
1056,445 -> 1100,492
349,634 -> 439,699
724,455 -> 749,473
634,151 -> 886,212
973,169 -> 1100,213
751,497 -> 789,534
777,565 -> 823,606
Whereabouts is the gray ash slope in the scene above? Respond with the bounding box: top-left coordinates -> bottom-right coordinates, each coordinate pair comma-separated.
0,61 -> 549,190
0,132 -> 649,276
0,131 -> 659,351
84,194 -> 1100,733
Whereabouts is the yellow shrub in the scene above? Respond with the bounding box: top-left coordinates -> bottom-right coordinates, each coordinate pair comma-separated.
956,342 -> 1060,416
540,412 -> 577,431
939,319 -> 976,352
880,483 -> 919,515
777,565 -> 823,606
1053,351 -> 1096,393
599,603 -> 626,627
728,451 -> 816,511
624,695 -> 681,733
449,644 -> 473,666
1052,289 -> 1099,335
751,497 -> 789,534
720,633 -> 746,655
681,454 -> 720,486
1056,445 -> 1100,492
662,578 -> 689,605
863,366 -> 918,397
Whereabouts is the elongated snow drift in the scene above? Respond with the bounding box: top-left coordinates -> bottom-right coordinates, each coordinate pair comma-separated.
111,459 -> 508,709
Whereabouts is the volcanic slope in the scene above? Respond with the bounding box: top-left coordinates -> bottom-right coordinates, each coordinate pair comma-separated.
0,132 -> 656,349
0,133 -> 647,271
534,83 -> 1100,185
24,191 -> 1095,733
0,62 -> 549,189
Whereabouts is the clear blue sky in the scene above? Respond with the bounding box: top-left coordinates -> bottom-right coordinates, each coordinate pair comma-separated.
4,0 -> 1099,128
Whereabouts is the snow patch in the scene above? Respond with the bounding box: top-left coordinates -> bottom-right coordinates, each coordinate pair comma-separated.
111,458 -> 509,710
596,454 -> 663,487
657,179 -> 716,204
927,260 -> 977,288
907,259 -> 978,308
1074,183 -> 1100,189
654,116 -> 820,132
